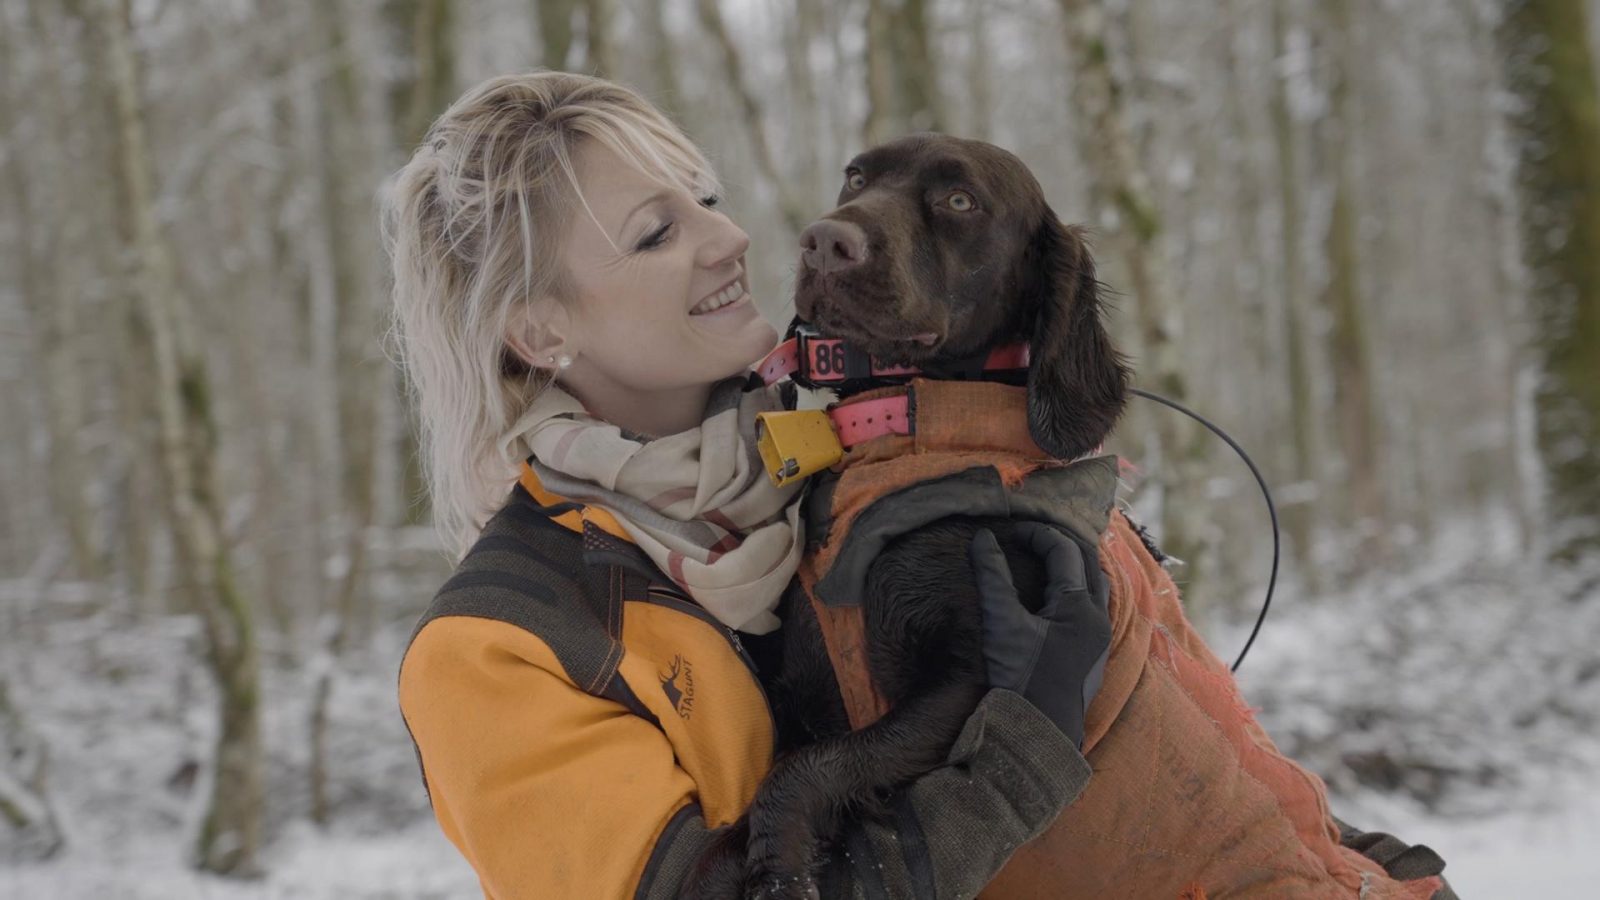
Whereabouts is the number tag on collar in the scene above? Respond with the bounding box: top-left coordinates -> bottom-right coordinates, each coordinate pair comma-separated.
795,330 -> 919,388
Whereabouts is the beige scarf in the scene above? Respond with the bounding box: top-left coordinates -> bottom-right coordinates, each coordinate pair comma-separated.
497,374 -> 804,635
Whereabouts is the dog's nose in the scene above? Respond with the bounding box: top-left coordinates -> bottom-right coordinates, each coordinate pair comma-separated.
800,219 -> 867,275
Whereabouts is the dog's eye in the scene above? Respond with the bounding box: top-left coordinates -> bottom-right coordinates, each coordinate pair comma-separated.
946,191 -> 976,212
845,169 -> 866,191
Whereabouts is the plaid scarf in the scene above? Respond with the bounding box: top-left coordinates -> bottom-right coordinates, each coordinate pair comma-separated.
497,374 -> 805,635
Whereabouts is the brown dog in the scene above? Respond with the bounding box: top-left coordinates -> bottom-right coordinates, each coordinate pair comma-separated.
682,133 -> 1130,899
687,134 -> 1451,900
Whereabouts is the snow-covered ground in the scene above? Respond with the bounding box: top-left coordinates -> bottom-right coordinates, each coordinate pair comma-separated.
0,596 -> 483,899
1225,518 -> 1600,899
1348,788 -> 1600,898
1,818 -> 478,899
4,524 -> 1597,898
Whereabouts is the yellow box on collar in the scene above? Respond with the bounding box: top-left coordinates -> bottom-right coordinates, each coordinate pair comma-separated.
755,410 -> 844,487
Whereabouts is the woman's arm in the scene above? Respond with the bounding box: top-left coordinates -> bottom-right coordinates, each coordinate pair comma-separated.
400,614 -> 705,898
400,615 -> 1089,900
806,688 -> 1090,900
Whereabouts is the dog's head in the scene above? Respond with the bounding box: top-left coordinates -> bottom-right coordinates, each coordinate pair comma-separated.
792,132 -> 1129,459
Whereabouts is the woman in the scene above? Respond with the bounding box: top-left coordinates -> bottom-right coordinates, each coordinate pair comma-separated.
384,71 -> 1107,899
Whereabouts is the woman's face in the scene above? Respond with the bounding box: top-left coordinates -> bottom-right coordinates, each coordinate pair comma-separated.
545,142 -> 778,404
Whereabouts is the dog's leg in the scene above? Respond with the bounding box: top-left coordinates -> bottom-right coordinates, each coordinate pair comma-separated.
678,818 -> 751,900
737,520 -> 1032,898
740,674 -> 987,900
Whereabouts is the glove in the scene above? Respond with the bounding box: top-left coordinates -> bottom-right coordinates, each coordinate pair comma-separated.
968,522 -> 1112,748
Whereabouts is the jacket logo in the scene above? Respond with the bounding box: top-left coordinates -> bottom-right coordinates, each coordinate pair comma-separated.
660,654 -> 695,719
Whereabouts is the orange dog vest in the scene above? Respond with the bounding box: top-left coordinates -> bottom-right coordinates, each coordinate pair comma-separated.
796,378 -> 1444,900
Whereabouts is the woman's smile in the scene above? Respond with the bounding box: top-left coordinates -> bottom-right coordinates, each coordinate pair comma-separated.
689,272 -> 754,319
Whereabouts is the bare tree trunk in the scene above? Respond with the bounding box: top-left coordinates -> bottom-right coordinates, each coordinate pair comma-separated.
1058,0 -> 1212,608
864,0 -> 895,145
395,0 -> 456,149
895,0 -> 942,133
0,677 -> 64,859
782,0 -> 826,203
298,0 -> 391,824
1501,0 -> 1600,567
302,0 -> 353,825
385,0 -> 455,529
581,0 -> 613,77
535,0 -> 577,70
1315,0 -> 1387,556
1269,1 -> 1323,588
964,0 -> 994,140
3,0 -> 98,580
307,509 -> 374,823
695,0 -> 810,236
863,0 -> 944,145
388,0 -> 455,146
0,396 -> 26,579
54,0 -> 169,615
61,0 -> 167,615
1457,0 -> 1539,554
98,0 -> 264,874
643,0 -> 684,121
240,0 -> 309,639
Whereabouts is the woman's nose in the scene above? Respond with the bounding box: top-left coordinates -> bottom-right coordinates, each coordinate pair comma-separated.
697,209 -> 750,268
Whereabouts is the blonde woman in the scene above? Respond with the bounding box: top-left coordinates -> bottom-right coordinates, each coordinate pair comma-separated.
384,71 -> 1101,899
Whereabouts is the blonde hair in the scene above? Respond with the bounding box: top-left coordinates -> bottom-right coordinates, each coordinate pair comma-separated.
380,71 -> 721,560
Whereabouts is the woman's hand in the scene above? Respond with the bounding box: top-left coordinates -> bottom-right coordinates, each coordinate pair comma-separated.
968,522 -> 1113,748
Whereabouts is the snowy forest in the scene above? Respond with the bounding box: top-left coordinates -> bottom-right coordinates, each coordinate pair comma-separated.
2,0 -> 1598,896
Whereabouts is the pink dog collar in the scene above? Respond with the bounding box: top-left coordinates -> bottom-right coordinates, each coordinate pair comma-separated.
756,330 -> 1029,390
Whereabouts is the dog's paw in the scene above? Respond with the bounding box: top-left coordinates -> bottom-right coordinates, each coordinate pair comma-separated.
679,820 -> 751,900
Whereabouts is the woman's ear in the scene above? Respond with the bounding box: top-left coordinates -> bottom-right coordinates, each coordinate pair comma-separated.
504,299 -> 576,374
1021,212 -> 1130,459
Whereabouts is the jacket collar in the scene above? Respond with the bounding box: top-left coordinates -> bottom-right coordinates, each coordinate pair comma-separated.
517,460 -> 635,544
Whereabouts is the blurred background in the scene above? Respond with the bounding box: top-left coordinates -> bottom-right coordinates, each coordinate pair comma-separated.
2,0 -> 1598,896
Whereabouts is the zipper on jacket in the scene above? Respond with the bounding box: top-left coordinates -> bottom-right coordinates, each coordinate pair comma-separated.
645,584 -> 778,760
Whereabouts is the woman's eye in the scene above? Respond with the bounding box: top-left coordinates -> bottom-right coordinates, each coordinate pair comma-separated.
947,191 -> 975,212
637,222 -> 674,251
699,194 -> 722,208
846,170 -> 866,191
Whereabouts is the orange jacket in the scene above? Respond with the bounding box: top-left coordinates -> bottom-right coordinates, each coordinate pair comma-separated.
399,465 -> 771,898
399,463 -> 1093,899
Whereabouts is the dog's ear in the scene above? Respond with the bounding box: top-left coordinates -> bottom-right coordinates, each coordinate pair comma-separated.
1021,212 -> 1130,459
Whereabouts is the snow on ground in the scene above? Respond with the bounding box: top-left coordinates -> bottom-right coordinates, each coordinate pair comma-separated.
1343,784 -> 1600,898
0,594 -> 482,899
1220,516 -> 1600,899
1,818 -> 478,900
4,516 -> 1598,897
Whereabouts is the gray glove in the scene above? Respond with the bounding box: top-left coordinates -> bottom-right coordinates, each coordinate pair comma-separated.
968,522 -> 1112,748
